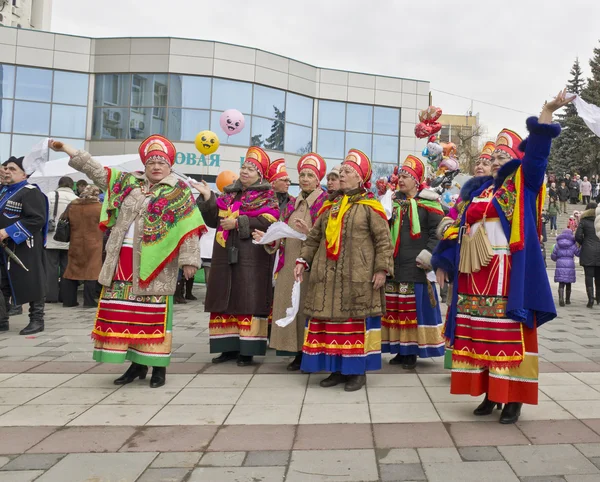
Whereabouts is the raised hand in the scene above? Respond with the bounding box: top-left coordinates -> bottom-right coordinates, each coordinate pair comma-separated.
543,88 -> 576,114
189,179 -> 212,201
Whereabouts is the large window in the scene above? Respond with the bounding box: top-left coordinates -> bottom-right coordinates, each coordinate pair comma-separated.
317,100 -> 400,165
0,64 -> 89,157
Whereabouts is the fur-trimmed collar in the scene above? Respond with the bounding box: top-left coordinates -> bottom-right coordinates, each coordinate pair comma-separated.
460,175 -> 493,201
580,208 -> 597,220
223,178 -> 272,194
395,188 -> 440,202
493,159 -> 521,190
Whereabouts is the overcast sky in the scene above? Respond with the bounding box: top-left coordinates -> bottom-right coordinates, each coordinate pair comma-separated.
52,0 -> 600,143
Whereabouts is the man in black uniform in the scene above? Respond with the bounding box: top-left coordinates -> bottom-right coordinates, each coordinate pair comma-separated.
0,156 -> 48,335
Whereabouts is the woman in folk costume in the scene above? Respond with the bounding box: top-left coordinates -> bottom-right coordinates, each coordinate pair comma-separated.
294,149 -> 394,392
432,90 -> 572,423
253,153 -> 328,371
192,147 -> 279,367
49,136 -> 205,388
382,155 -> 445,370
267,158 -> 294,214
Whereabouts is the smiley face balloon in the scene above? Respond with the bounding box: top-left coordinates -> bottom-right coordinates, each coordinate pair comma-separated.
220,109 -> 245,136
195,130 -> 220,155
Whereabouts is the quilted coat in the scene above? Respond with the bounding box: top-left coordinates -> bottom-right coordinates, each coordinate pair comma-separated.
551,229 -> 580,283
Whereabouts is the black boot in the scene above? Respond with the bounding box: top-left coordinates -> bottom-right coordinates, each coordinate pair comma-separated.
211,351 -> 239,364
558,284 -> 565,307
174,279 -> 186,304
344,374 -> 366,392
8,305 -> 22,316
587,287 -> 595,309
150,367 -> 166,388
184,278 -> 197,301
389,354 -> 406,365
319,372 -> 347,388
566,284 -> 572,305
20,301 -> 45,335
499,402 -> 522,424
287,354 -> 302,371
402,354 -> 418,370
236,354 -> 253,367
114,362 -> 148,385
0,321 -> 8,332
473,394 -> 503,415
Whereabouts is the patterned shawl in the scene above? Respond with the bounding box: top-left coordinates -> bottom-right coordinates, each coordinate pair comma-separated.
101,168 -> 206,287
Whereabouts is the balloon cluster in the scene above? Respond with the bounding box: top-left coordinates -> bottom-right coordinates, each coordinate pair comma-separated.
414,106 -> 442,139
422,135 -> 444,169
194,109 -> 247,156
375,166 -> 399,196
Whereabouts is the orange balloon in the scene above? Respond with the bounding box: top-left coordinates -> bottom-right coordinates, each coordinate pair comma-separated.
216,170 -> 239,193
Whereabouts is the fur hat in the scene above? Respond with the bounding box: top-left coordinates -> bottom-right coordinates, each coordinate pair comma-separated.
138,135 -> 176,166
343,149 -> 372,188
245,146 -> 271,179
2,156 -> 25,173
266,158 -> 288,183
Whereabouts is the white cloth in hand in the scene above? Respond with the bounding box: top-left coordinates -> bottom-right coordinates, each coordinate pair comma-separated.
252,221 -> 307,245
275,280 -> 301,328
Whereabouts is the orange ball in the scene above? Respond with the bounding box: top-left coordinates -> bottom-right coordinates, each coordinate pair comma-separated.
216,170 -> 239,193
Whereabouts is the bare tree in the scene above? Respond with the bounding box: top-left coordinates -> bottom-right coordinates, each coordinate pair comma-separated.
456,124 -> 487,173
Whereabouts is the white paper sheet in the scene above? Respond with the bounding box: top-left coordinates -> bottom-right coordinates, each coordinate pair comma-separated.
252,221 -> 307,245
275,280 -> 301,327
571,94 -> 600,138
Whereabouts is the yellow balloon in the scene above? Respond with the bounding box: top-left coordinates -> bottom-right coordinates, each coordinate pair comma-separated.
195,130 -> 220,155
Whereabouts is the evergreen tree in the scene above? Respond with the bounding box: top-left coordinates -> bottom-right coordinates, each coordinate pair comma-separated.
265,107 -> 285,151
251,134 -> 264,148
549,57 -> 588,176
580,42 -> 600,175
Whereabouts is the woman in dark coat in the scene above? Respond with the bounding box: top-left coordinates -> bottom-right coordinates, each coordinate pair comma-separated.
569,178 -> 580,204
192,147 -> 279,366
558,181 -> 570,214
551,229 -> 580,306
575,202 -> 600,308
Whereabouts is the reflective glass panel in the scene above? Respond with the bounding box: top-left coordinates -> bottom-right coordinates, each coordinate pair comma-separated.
345,131 -> 372,158
317,129 -> 344,160
286,92 -> 313,127
13,101 -> 50,135
212,78 -> 252,114
51,105 -> 87,138
318,100 -> 345,130
210,110 -> 249,147
374,106 -> 400,135
0,64 -> 15,99
284,123 -> 312,155
92,107 -> 129,140
169,75 -> 211,109
11,134 -> 45,157
372,162 -> 396,182
372,135 -> 399,164
15,67 -> 52,102
0,133 -> 9,162
0,100 -> 12,132
252,85 -> 285,119
128,107 -> 166,140
346,103 -> 373,133
130,74 -> 168,107
94,74 -> 131,107
53,71 -> 89,105
167,108 -> 210,142
251,116 -> 284,151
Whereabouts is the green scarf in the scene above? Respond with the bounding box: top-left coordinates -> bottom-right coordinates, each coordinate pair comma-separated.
101,168 -> 205,287
391,197 -> 444,257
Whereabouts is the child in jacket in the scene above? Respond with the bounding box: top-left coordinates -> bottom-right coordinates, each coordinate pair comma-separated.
551,228 -> 581,306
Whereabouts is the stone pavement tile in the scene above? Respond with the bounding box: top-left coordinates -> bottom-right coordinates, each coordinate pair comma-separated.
238,386 -> 306,405
575,443 -> 600,457
434,402 -> 497,422
582,419 -> 600,435
87,363 -> 134,374
27,362 -> 97,373
0,374 -> 16,382
99,387 -> 180,405
169,387 -> 244,405
0,387 -> 51,405
425,386 -> 478,403
299,402 -> 371,424
518,401 -> 575,421
539,373 -> 586,386
370,402 -> 440,423
121,426 -> 218,452
0,458 -> 8,469
520,477 -> 566,482
189,466 -> 285,482
0,470 -> 44,481
294,424 -> 373,450
366,374 -> 422,387
499,444 -> 600,477
589,457 -> 600,470
418,374 -> 452,386
377,448 -> 419,464
380,463 -> 426,481
27,387 -> 116,405
255,362 -> 297,374
304,386 -> 366,404
187,374 -> 252,388
368,386 -> 430,403
559,401 -> 600,419
0,373 -> 76,388
541,385 -> 600,401
373,422 -> 453,448
447,422 -> 530,446
247,374 -> 309,388
555,362 -> 600,372
67,404 -> 162,426
0,347 -> 53,357
424,461 -> 519,482
203,363 -> 258,374
572,373 -> 600,384
226,403 -> 301,425
0,427 -> 57,454
1,453 -> 65,471
565,476 -> 600,482
458,446 -> 504,462
0,404 -> 90,426
137,468 -> 190,482
59,374 -> 125,388
208,425 -> 295,452
146,404 -> 233,425
517,420 -> 600,444
167,363 -> 207,374
418,447 -> 461,463
287,449 -> 379,482
28,426 -> 136,453
0,407 -> 14,417
244,451 -> 289,467
35,452 -> 157,482
539,362 -> 565,373
199,451 -> 245,466
150,452 -> 202,468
